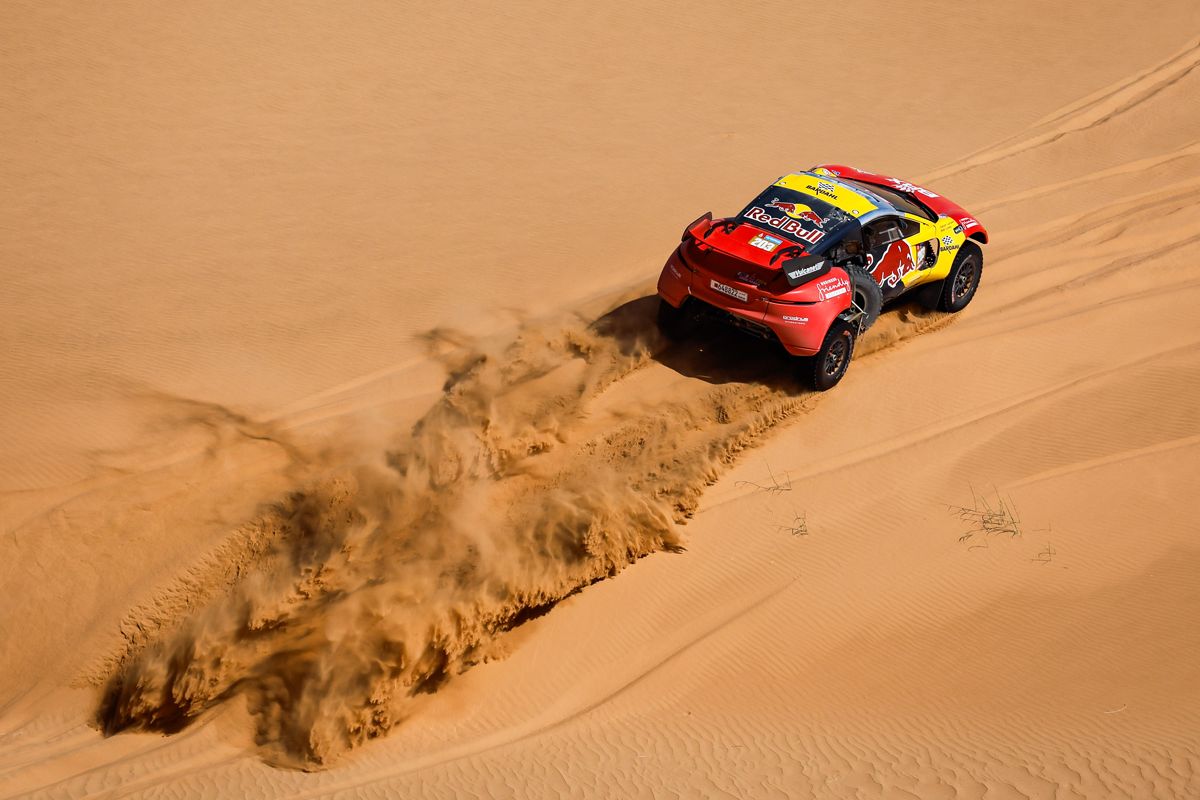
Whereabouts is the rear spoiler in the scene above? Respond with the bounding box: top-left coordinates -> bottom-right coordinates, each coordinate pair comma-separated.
681,214 -> 836,288
810,164 -> 989,244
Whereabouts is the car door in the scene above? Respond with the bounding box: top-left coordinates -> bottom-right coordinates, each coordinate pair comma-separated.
862,216 -> 917,301
899,214 -> 943,290
926,214 -> 969,282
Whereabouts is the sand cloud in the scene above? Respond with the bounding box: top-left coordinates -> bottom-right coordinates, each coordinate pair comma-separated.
96,307 -> 808,767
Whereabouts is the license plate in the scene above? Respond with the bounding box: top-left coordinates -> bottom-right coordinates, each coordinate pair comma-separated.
710,279 -> 748,302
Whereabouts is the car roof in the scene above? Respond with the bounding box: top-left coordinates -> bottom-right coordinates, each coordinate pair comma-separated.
773,172 -> 889,219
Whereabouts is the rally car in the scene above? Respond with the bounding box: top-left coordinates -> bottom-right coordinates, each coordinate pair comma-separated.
655,165 -> 988,390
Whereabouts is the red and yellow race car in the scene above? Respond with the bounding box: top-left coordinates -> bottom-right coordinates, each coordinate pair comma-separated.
656,165 -> 989,390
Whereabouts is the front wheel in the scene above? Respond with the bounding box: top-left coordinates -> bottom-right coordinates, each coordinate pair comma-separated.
800,318 -> 857,391
923,241 -> 983,312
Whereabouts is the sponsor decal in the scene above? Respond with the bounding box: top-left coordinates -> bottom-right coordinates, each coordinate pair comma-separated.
669,262 -> 682,278
710,279 -> 748,302
781,315 -> 809,324
736,271 -> 765,287
960,216 -> 980,230
748,232 -> 784,252
814,274 -> 849,301
953,224 -> 963,234
887,177 -> 940,198
882,260 -> 916,288
882,270 -> 909,288
880,243 -> 918,288
804,181 -> 839,200
941,236 -> 954,248
786,262 -> 824,282
744,207 -> 825,245
765,199 -> 824,227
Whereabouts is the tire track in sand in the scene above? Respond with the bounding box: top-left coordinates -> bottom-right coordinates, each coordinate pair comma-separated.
921,37 -> 1200,183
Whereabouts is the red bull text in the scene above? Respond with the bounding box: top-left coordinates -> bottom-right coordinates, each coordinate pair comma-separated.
744,206 -> 826,245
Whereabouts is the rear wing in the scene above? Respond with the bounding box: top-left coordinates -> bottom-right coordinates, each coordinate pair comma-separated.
811,164 -> 989,243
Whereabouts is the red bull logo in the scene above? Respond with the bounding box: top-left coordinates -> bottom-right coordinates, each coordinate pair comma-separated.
744,206 -> 825,245
765,198 -> 825,227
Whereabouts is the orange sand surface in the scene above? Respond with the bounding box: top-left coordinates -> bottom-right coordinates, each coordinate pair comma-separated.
3,1 -> 1199,796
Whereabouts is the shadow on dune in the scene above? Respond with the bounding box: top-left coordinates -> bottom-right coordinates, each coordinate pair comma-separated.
594,292 -> 949,381
590,294 -> 803,391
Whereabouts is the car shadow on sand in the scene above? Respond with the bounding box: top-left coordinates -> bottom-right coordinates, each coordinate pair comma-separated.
591,294 -> 804,391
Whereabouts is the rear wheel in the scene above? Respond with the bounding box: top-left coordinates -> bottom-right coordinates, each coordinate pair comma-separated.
656,297 -> 695,341
801,318 -> 857,391
845,263 -> 882,331
922,241 -> 983,312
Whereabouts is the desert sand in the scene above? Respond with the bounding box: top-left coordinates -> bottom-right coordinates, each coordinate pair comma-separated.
3,0 -> 1200,796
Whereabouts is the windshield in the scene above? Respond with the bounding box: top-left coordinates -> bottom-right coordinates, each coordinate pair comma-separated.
836,178 -> 936,221
736,185 -> 861,255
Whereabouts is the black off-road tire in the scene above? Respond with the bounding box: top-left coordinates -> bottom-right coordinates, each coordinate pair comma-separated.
922,241 -> 984,312
656,297 -> 695,341
845,263 -> 883,331
801,318 -> 857,391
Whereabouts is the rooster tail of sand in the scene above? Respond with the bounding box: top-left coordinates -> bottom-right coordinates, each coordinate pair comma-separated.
95,312 -> 809,767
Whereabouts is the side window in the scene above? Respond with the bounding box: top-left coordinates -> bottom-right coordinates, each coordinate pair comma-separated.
828,228 -> 867,266
898,217 -> 922,238
865,218 -> 903,249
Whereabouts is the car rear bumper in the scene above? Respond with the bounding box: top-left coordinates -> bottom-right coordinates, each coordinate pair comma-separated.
657,249 -> 848,357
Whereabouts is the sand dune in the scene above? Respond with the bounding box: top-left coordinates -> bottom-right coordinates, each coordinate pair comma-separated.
3,0 -> 1200,796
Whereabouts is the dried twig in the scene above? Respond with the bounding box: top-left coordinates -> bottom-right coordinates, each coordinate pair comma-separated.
777,510 -> 808,537
735,462 -> 792,495
1030,542 -> 1057,565
949,484 -> 1023,545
